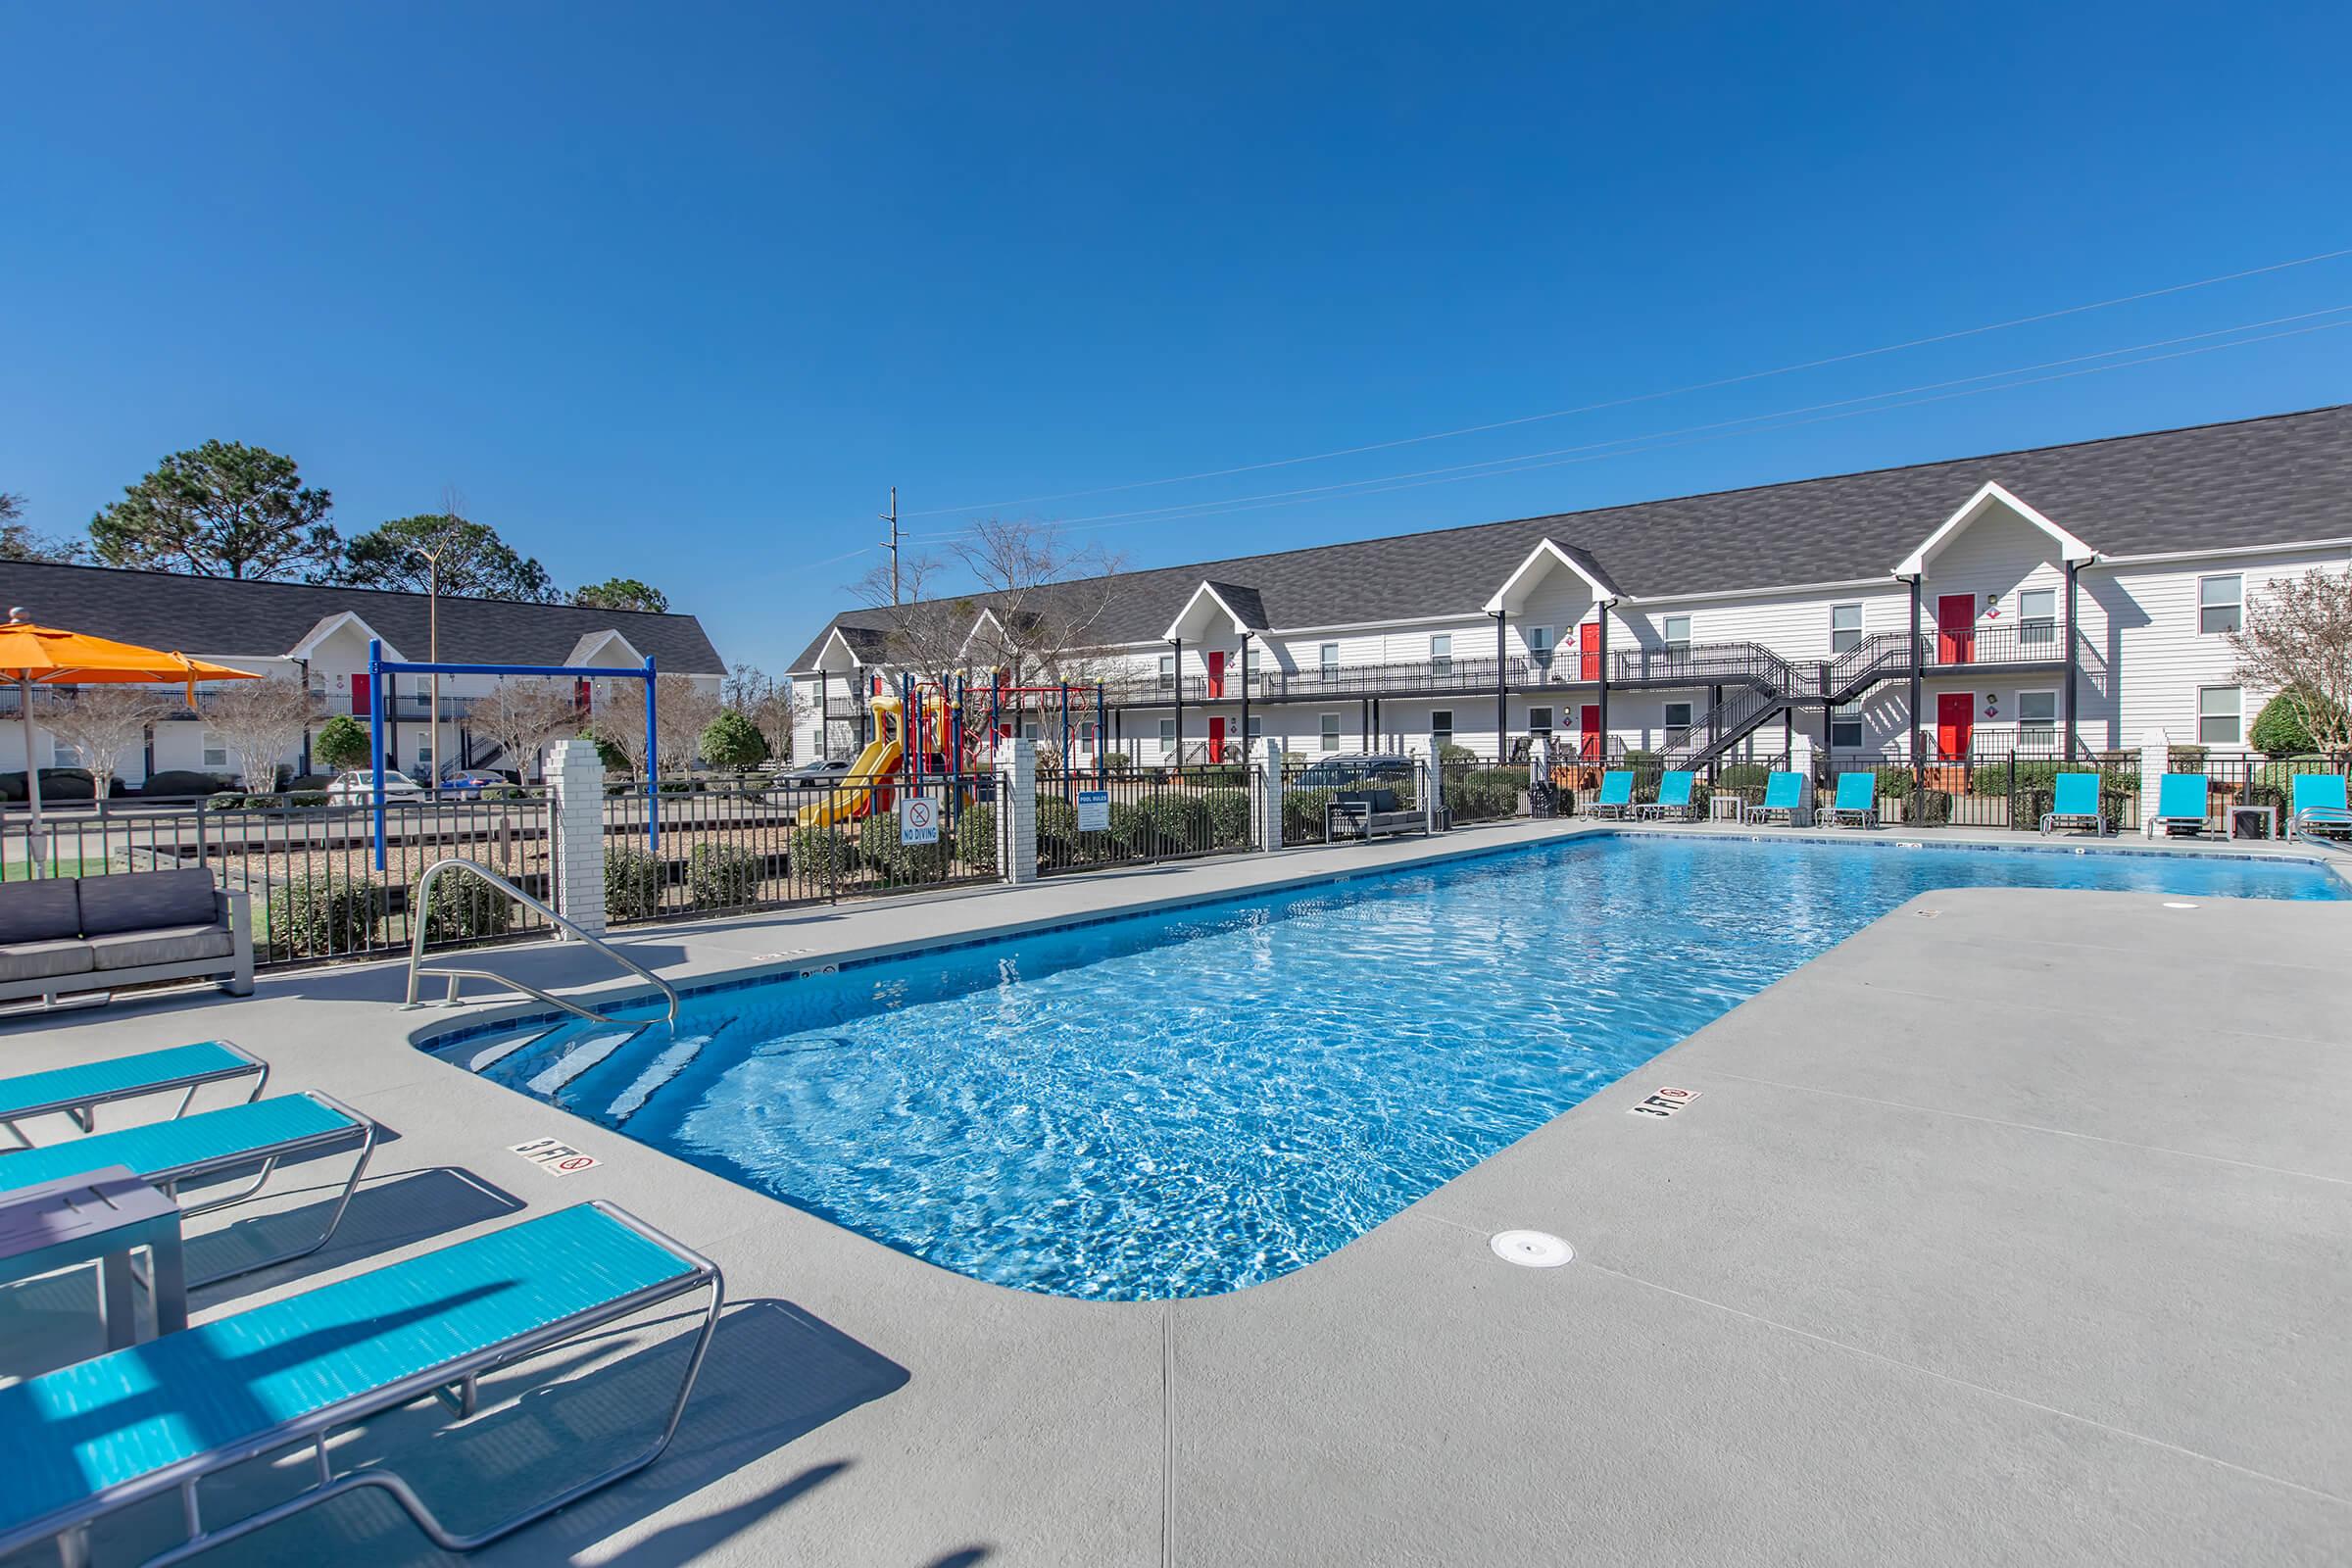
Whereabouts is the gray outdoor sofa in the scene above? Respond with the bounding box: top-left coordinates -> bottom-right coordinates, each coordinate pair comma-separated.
0,867 -> 253,1008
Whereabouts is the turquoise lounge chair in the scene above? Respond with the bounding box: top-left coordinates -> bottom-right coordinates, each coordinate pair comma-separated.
2289,773 -> 2352,839
2148,773 -> 2210,836
0,1201 -> 721,1567
0,1093 -> 374,1287
1825,771 -> 1878,828
1635,769 -> 1697,820
1590,769 -> 1635,818
1743,770 -> 1809,825
2037,772 -> 2110,837
0,1040 -> 266,1151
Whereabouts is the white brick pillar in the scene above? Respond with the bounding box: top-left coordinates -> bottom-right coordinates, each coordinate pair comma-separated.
1425,747 -> 1445,833
998,738 -> 1038,884
545,738 -> 608,940
2137,729 -> 2170,838
1255,738 -> 1285,852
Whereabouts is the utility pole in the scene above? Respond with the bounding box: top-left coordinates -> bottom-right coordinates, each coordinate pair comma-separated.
880,486 -> 902,605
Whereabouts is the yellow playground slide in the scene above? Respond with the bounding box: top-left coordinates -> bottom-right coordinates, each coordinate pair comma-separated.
798,693 -> 904,828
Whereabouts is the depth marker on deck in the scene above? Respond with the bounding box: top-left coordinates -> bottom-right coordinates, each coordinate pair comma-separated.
1629,1087 -> 1700,1119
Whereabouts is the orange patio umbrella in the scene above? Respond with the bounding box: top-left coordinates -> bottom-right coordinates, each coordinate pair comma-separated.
0,611 -> 263,870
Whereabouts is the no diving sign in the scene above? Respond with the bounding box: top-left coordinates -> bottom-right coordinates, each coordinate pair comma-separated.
1629,1087 -> 1699,1119
511,1137 -> 602,1177
899,796 -> 940,845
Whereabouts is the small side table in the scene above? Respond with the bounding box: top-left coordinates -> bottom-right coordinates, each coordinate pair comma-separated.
1708,796 -> 1746,823
0,1164 -> 187,1348
2228,804 -> 2278,842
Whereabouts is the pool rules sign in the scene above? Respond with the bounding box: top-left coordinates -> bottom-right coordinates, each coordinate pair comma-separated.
899,796 -> 939,845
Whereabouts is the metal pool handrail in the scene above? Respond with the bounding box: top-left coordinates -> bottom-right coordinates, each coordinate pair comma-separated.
404,858 -> 679,1027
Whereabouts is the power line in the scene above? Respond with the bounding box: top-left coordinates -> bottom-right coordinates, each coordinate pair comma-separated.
906,304 -> 2352,539
903,244 -> 2352,519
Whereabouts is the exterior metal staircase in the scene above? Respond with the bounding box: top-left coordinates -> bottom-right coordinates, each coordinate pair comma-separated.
1646,634 -> 1926,771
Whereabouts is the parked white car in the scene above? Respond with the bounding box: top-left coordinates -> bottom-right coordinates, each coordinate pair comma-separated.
324,770 -> 427,805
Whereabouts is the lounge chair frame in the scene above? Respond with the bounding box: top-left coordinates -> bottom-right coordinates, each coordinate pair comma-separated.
2037,775 -> 2113,838
1588,771 -> 1636,820
26,1202 -> 722,1568
2288,775 -> 2352,843
1742,773 -> 1810,827
2145,774 -> 2212,838
1824,774 -> 1879,829
0,1042 -> 267,1151
1632,771 -> 1698,822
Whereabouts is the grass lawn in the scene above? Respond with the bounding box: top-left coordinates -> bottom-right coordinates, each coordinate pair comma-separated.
0,857 -> 106,881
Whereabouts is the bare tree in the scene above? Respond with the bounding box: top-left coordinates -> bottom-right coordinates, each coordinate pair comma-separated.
2231,568 -> 2352,752
474,677 -> 580,781
201,677 -> 321,792
39,686 -> 169,798
593,674 -> 718,777
847,553 -> 980,695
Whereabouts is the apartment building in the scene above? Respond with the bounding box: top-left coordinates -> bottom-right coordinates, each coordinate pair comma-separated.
791,405 -> 2351,769
0,563 -> 725,783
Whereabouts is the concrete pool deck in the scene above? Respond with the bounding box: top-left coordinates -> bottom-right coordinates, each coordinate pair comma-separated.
0,820 -> 2345,1565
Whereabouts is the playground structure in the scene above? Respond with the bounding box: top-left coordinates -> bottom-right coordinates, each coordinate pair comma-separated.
800,674 -> 1112,830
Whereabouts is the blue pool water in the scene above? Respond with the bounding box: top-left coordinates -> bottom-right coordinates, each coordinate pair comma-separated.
430,836 -> 2341,1299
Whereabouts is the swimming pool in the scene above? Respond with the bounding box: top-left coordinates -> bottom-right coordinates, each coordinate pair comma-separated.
427,835 -> 2342,1299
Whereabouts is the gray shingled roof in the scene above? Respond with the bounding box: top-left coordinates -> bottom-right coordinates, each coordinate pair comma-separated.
787,402 -> 2352,670
0,562 -> 725,670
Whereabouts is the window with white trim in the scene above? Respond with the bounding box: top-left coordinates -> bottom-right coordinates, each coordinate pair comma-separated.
1246,715 -> 1262,741
1429,634 -> 1452,674
1319,712 -> 1342,752
52,741 -> 80,768
1157,718 -> 1176,753
2018,587 -> 2057,647
202,733 -> 228,768
1318,642 -> 1339,673
1663,701 -> 1693,733
1830,702 -> 1864,750
1078,719 -> 1098,748
416,742 -> 433,766
2197,685 -> 2241,746
1526,625 -> 1552,663
1528,706 -> 1553,735
1157,655 -> 1176,692
2198,574 -> 2242,635
1662,614 -> 1691,654
2017,690 -> 2057,742
1829,604 -> 1863,656
1429,709 -> 1453,752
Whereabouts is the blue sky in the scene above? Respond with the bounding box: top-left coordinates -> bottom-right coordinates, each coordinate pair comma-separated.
3,2 -> 2347,673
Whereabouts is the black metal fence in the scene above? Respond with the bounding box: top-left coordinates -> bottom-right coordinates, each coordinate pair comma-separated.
1035,763 -> 1257,873
1,787 -> 559,968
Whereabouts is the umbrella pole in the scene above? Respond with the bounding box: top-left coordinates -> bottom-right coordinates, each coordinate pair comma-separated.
20,676 -> 42,876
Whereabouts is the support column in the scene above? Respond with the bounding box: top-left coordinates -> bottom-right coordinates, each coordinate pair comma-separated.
998,738 -> 1038,882
1255,737 -> 1284,852
1594,606 -> 1612,760
545,738 -> 608,940
1494,610 -> 1507,761
1238,637 -> 1251,761
2062,560 -> 2082,761
1907,575 -> 1925,788
1169,638 -> 1183,765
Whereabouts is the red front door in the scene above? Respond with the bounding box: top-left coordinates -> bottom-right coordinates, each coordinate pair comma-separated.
1936,594 -> 1977,663
1936,692 -> 1974,760
349,673 -> 369,716
1207,715 -> 1227,761
1580,704 -> 1602,760
1205,650 -> 1226,699
1579,622 -> 1600,681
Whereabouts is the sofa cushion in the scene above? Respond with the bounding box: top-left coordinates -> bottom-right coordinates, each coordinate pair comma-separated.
0,879 -> 84,945
0,939 -> 97,983
87,923 -> 236,972
75,869 -> 220,937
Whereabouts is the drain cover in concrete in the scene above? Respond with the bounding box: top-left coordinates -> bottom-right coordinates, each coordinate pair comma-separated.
1489,1230 -> 1573,1268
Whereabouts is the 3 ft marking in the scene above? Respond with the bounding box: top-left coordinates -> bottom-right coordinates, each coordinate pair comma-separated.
510,1137 -> 602,1176
1629,1087 -> 1700,1119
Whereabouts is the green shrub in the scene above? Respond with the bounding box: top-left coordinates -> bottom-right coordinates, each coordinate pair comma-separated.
1715,762 -> 1770,791
1910,789 -> 1953,827
268,870 -> 380,958
685,844 -> 762,908
700,710 -> 769,768
414,866 -> 516,943
1621,749 -> 1660,767
789,825 -> 855,881
1203,787 -> 1252,848
488,785 -> 530,802
1191,763 -> 1248,787
1282,786 -> 1336,842
1136,792 -> 1210,852
284,791 -> 329,808
657,778 -> 697,794
604,847 -> 664,922
1874,767 -> 1915,801
955,804 -> 999,871
858,810 -> 944,883
36,768 -> 96,802
1438,744 -> 1478,767
1101,751 -> 1132,774
0,772 -> 24,803
2248,690 -> 2345,758
207,792 -> 247,810
1036,795 -> 1080,855
139,769 -> 236,800
2167,744 -> 2208,770
314,714 -> 370,772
